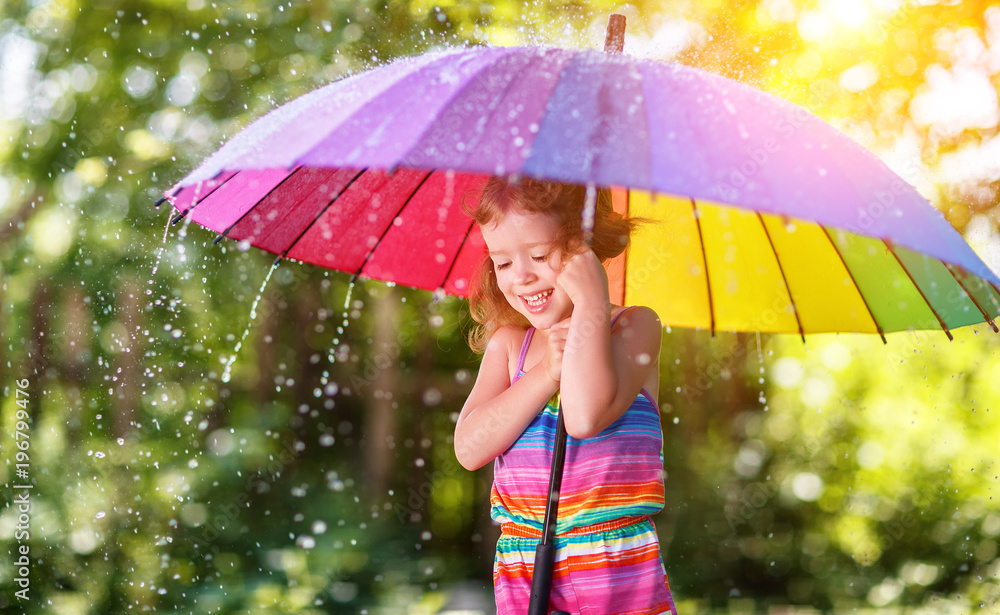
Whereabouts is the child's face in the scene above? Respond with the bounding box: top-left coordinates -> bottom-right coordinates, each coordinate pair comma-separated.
480,209 -> 573,330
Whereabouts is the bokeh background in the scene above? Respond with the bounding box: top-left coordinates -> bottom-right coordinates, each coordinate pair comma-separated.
2,0 -> 1000,613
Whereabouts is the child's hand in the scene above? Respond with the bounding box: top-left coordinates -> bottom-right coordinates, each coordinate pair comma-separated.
543,318 -> 570,382
556,248 -> 609,310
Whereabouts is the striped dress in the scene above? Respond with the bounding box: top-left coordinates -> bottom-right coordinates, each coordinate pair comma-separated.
491,307 -> 678,615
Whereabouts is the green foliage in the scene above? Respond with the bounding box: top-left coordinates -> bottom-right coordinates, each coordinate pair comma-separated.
659,328 -> 1000,610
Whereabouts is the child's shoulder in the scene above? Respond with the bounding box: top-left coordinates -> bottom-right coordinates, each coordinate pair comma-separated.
612,305 -> 661,330
611,306 -> 663,349
485,324 -> 531,357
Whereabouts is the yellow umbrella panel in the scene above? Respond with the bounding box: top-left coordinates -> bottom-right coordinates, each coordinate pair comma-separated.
606,192 -> 1000,342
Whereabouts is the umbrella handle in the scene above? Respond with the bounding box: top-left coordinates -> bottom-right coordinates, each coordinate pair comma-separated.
526,405 -> 569,615
526,542 -> 556,615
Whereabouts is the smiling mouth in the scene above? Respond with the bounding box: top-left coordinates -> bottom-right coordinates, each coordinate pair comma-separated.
521,289 -> 553,312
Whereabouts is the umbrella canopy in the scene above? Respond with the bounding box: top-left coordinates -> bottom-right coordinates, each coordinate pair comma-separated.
163,45 -> 1000,340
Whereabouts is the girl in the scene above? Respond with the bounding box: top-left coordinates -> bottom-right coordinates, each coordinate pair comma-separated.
455,177 -> 678,615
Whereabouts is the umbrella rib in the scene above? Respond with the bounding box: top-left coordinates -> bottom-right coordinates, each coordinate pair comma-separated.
215,166 -> 304,245
274,167 -> 368,264
990,281 -> 1000,316
820,227 -> 886,344
156,171 -> 221,207
170,171 -> 236,225
756,213 -> 805,343
351,169 -> 436,282
883,240 -> 953,341
690,198 -> 715,337
438,217 -> 477,292
943,264 -> 999,333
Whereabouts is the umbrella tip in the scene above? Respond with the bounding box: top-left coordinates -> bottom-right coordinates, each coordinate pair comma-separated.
213,234 -> 225,245
170,212 -> 185,225
604,14 -> 626,54
154,196 -> 167,208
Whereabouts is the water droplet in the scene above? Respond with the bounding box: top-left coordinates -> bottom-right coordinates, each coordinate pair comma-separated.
221,259 -> 280,383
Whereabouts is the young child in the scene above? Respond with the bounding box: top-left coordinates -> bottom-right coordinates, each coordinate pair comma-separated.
455,177 -> 678,615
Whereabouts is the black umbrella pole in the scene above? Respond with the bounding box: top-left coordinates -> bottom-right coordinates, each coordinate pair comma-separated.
527,404 -> 570,615
528,17 -> 624,614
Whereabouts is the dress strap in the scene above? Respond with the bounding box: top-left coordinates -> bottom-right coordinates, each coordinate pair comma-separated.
611,305 -> 638,328
514,312 -> 630,384
514,327 -> 535,381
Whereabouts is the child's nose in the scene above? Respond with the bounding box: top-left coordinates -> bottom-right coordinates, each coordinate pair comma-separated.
513,258 -> 536,283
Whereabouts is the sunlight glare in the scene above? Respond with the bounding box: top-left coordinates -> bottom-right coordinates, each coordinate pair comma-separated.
910,66 -> 1000,136
797,11 -> 831,42
824,0 -> 871,28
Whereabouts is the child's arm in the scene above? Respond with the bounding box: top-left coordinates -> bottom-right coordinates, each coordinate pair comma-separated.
556,252 -> 662,439
454,326 -> 560,470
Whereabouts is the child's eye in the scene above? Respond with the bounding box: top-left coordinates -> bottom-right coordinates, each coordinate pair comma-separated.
495,262 -> 510,270
532,255 -> 548,262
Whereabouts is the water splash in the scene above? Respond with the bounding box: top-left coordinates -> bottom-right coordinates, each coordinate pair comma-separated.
221,259 -> 280,384
343,278 -> 355,311
327,279 -> 356,364
150,180 -> 204,286
755,332 -> 769,412
147,205 -> 174,294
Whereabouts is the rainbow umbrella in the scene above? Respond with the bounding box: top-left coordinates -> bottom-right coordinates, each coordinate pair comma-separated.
162,45 -> 1000,342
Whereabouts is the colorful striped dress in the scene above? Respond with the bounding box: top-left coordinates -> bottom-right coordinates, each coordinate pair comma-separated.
491,307 -> 678,614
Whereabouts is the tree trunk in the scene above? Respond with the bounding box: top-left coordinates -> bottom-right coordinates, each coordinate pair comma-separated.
363,287 -> 397,499
0,192 -> 44,248
114,276 -> 142,439
26,281 -> 50,424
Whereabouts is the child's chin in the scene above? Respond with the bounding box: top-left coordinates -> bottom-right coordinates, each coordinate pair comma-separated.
526,309 -> 570,329
523,313 -> 550,329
